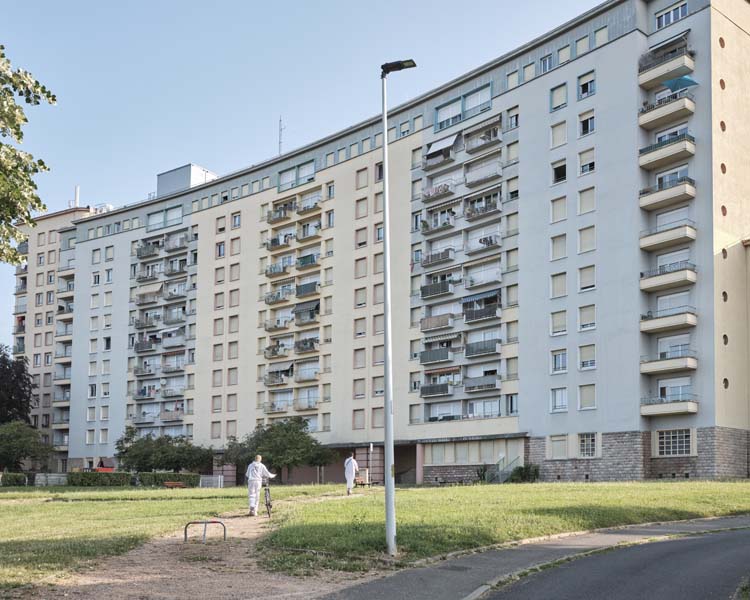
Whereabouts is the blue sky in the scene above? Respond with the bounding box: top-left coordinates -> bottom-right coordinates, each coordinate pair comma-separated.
0,0 -> 601,344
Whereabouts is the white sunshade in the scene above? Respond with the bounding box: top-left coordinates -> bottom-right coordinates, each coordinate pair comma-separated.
427,134 -> 458,156
137,283 -> 163,295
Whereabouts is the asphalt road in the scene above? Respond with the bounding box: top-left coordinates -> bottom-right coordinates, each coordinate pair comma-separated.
487,529 -> 750,600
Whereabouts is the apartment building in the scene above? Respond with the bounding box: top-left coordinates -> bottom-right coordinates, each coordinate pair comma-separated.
11,0 -> 750,480
11,207 -> 93,472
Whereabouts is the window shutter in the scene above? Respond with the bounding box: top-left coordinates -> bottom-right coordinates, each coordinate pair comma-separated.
576,36 -> 590,55
594,27 -> 608,46
579,188 -> 595,214
551,85 -> 567,109
579,226 -> 596,252
551,122 -> 567,147
523,63 -> 535,81
507,142 -> 519,160
552,273 -> 567,297
551,235 -> 566,259
551,310 -> 566,333
580,344 -> 595,363
579,384 -> 596,409
579,305 -> 595,327
551,197 -> 566,222
507,71 -> 519,89
558,45 -> 571,63
580,266 -> 596,290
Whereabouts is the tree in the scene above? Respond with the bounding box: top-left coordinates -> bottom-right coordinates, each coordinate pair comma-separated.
0,345 -> 34,424
114,426 -> 213,473
0,421 -> 50,471
224,417 -> 335,482
1,45 -> 55,264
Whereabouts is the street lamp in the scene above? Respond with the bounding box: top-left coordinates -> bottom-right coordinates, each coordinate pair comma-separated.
380,57 -> 416,557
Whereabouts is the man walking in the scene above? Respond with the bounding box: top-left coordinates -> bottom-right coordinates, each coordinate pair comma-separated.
344,451 -> 359,496
246,454 -> 275,516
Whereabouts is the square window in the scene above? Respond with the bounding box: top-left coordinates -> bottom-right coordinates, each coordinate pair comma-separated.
579,433 -> 596,457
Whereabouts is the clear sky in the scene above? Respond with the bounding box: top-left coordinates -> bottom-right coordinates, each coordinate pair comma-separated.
0,0 -> 602,345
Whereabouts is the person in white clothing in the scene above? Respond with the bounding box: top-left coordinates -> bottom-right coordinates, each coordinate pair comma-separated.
246,454 -> 275,516
344,452 -> 359,496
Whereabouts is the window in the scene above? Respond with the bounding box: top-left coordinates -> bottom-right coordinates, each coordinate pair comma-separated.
551,121 -> 567,147
356,168 -> 368,189
578,72 -> 596,99
551,235 -> 567,260
579,149 -> 595,175
578,226 -> 596,253
227,367 -> 238,386
550,84 -> 567,111
372,407 -> 384,428
353,348 -> 366,369
375,162 -> 384,181
579,433 -> 596,457
216,242 -> 225,258
523,63 -> 535,81
551,197 -> 567,223
211,422 -> 221,439
355,198 -> 368,219
372,345 -> 384,365
86,430 -> 95,445
436,99 -> 461,130
355,228 -> 367,248
576,35 -> 589,55
579,304 -> 596,330
105,246 -> 114,261
86,407 -> 95,421
99,429 -> 109,444
580,344 -> 596,370
551,388 -> 568,412
353,409 -> 365,430
507,70 -> 518,89
327,182 -> 335,198
230,237 -> 240,255
507,106 -> 519,129
579,265 -> 596,291
656,2 -> 688,30
91,249 -> 101,264
552,349 -> 567,373
658,428 -> 691,456
354,288 -> 366,307
354,257 -> 367,278
594,26 -> 608,46
540,54 -> 553,74
558,45 -> 571,64
551,310 -> 567,335
216,216 -> 226,233
214,292 -> 224,309
551,273 -> 567,298
579,110 -> 595,136
373,314 -> 384,334
552,160 -> 567,184
578,188 -> 595,215
229,289 -> 239,307
374,283 -> 384,304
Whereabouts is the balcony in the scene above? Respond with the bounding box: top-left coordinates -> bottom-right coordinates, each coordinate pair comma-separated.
640,347 -> 697,374
12,343 -> 25,355
56,263 -> 75,273
639,133 -> 695,170
465,235 -> 500,255
296,282 -> 320,297
161,388 -> 185,398
640,261 -> 696,292
161,364 -> 185,374
639,90 -> 695,130
421,216 -> 455,235
296,254 -> 320,270
421,248 -> 455,268
640,219 -> 697,251
465,129 -> 500,154
13,303 -> 27,315
296,226 -> 322,242
265,289 -> 292,305
14,283 -> 27,295
297,198 -> 322,215
12,324 -> 25,335
54,347 -> 73,361
420,348 -> 453,365
294,371 -> 320,383
264,344 -> 290,359
420,281 -> 454,299
164,236 -> 190,252
264,319 -> 290,332
266,235 -> 294,251
137,244 -> 160,259
465,164 -> 502,188
465,339 -> 500,357
164,264 -> 188,277
294,338 -> 319,354
465,201 -> 500,221
136,270 -> 159,283
162,336 -> 186,349
295,311 -> 320,326
423,151 -> 455,171
134,316 -> 160,329
464,375 -> 501,392
163,288 -> 187,301
639,177 -> 696,211
57,281 -> 75,298
640,393 -> 699,416
263,401 -> 289,414
15,264 -> 28,275
55,326 -> 73,339
265,263 -> 289,278
420,313 -> 454,332
163,312 -> 186,325
53,392 -> 71,405
133,413 -> 156,424
134,389 -> 158,401
17,240 -> 28,255
267,207 -> 292,224
134,340 -> 158,353
640,305 -> 697,333
466,275 -> 499,290
135,293 -> 160,306
160,410 -> 184,422
464,305 -> 500,322
294,397 -> 319,411
419,383 -> 453,398
52,436 -> 69,451
638,46 -> 695,89
263,373 -> 289,386
422,180 -> 455,202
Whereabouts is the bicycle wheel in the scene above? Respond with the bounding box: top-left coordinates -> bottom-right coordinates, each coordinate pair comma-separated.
265,486 -> 272,518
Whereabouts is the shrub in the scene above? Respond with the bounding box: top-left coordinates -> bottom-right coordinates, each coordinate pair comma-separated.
138,472 -> 200,487
507,464 -> 540,483
66,471 -> 132,487
1,472 -> 28,486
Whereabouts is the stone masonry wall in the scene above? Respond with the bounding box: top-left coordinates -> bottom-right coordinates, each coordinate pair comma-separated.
423,464 -> 486,484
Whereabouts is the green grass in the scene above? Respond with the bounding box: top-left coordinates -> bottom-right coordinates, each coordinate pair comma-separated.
0,484 -> 340,589
260,481 -> 750,573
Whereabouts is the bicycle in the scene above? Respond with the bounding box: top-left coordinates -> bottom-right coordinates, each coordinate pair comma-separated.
263,477 -> 273,518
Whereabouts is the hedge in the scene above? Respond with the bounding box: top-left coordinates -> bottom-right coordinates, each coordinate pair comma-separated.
66,471 -> 132,487
1,473 -> 28,486
138,472 -> 200,487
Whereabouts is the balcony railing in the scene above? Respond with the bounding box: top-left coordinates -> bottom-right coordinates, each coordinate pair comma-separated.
136,270 -> 159,282
265,263 -> 289,277
464,305 -> 500,322
263,401 -> 289,414
266,235 -> 294,250
639,176 -> 695,197
641,392 -> 698,405
17,241 -> 28,255
640,218 -> 696,237
466,235 -> 499,253
294,338 -> 319,353
420,348 -> 452,364
465,164 -> 502,187
423,151 -> 454,170
267,207 -> 291,223
162,336 -> 186,349
264,345 -> 290,359
465,129 -> 500,153
54,348 -> 73,359
265,289 -> 292,304
134,340 -> 157,352
134,389 -> 158,400
134,365 -> 156,376
161,388 -> 185,398
12,344 -> 25,354
295,311 -> 320,325
296,282 -> 320,297
640,305 -> 696,321
161,364 -> 185,374
465,339 -> 500,357
164,236 -> 190,252
422,180 -> 455,201
640,90 -> 695,115
163,288 -> 187,300
641,260 -> 696,279
296,226 -> 322,242
294,371 -> 320,383
160,410 -> 184,421
53,392 -> 71,403
135,293 -> 160,305
421,248 -> 454,268
55,326 -> 73,337
52,416 -> 70,425
57,281 -> 75,294
134,317 -> 159,329
420,313 -> 453,332
163,312 -> 186,325
137,244 -> 160,258
420,281 -> 453,298
297,254 -> 320,269
421,217 -> 455,235
165,264 -> 188,276
465,201 -> 499,220
14,284 -> 27,294
12,324 -> 26,335
638,45 -> 691,74
297,198 -> 321,214
464,375 -> 501,392
264,319 -> 290,331
639,133 -> 695,156
419,383 -> 453,397
642,345 -> 697,362
294,397 -> 319,410
13,304 -> 27,315
263,373 -> 289,386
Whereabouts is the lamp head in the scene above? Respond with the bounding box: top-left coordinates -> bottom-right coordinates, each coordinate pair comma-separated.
381,59 -> 417,77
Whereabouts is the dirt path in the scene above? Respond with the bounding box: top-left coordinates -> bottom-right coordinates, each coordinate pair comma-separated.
20,505 -> 379,599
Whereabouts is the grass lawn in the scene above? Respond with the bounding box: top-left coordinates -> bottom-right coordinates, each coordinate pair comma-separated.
0,484 -> 341,590
260,481 -> 750,573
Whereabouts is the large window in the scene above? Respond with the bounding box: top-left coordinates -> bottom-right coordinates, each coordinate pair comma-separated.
435,86 -> 491,131
657,428 -> 691,456
579,433 -> 596,457
551,388 -> 568,412
656,2 -> 688,30
435,99 -> 462,131
278,160 -> 315,191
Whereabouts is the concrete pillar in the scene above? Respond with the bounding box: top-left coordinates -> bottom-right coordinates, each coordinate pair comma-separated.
416,443 -> 425,485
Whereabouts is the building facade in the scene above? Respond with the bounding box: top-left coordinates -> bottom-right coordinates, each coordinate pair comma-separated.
11,0 -> 750,480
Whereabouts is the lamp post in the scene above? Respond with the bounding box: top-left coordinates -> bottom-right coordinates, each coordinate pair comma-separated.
380,58 -> 416,557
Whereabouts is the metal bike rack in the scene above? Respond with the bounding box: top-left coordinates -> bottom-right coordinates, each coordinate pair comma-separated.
184,520 -> 227,544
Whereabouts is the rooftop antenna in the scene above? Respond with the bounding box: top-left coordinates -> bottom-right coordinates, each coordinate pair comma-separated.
278,115 -> 285,156
74,185 -> 80,207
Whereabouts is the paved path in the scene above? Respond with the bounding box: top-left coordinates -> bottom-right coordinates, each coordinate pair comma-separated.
324,515 -> 750,600
488,528 -> 750,600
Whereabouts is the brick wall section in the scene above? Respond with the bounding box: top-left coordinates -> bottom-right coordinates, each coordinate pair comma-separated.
423,464 -> 486,484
